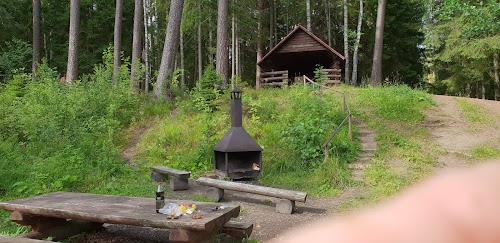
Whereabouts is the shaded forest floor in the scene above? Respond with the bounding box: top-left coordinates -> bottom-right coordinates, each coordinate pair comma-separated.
73,94 -> 500,242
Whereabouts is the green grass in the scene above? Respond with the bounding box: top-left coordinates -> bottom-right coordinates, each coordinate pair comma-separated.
136,86 -> 358,196
0,81 -> 440,235
341,85 -> 436,206
457,99 -> 493,126
470,143 -> 500,160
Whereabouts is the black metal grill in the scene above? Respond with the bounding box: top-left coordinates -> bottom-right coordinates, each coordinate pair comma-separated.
213,88 -> 263,179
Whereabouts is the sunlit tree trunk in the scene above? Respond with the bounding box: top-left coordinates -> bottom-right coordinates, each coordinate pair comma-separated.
66,0 -> 80,82
351,0 -> 363,86
113,0 -> 123,85
216,0 -> 229,87
32,0 -> 41,76
343,0 -> 350,84
154,0 -> 184,99
131,0 -> 143,88
370,0 -> 386,85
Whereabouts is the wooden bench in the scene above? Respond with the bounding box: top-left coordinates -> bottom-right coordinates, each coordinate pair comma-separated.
0,235 -> 49,242
221,219 -> 253,239
0,192 -> 245,243
151,166 -> 191,191
196,177 -> 307,214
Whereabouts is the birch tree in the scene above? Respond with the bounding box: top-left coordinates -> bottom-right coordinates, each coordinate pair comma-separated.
351,0 -> 363,85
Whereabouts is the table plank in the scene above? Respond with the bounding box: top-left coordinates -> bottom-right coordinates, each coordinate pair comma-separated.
0,192 -> 239,232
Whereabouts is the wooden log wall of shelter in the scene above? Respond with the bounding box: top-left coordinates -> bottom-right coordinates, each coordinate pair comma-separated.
323,62 -> 342,85
275,31 -> 325,53
260,70 -> 288,88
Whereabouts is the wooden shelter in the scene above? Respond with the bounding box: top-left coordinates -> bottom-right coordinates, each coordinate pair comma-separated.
257,24 -> 345,87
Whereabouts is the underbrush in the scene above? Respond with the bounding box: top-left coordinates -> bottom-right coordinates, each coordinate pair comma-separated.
137,86 -> 357,195
0,60 -> 168,201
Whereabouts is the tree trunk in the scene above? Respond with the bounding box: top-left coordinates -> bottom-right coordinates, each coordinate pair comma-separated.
216,0 -> 229,87
197,3 -> 202,84
180,31 -> 185,90
343,0 -> 350,84
66,0 -> 80,82
306,0 -> 311,31
231,0 -> 235,83
256,0 -> 264,89
154,0 -> 184,99
113,0 -> 123,85
32,0 -> 41,76
326,0 -> 331,46
273,0 -> 277,43
269,0 -> 274,49
481,80 -> 485,99
143,0 -> 150,93
131,0 -> 143,88
370,0 -> 387,85
209,14 -> 214,65
351,0 -> 363,86
494,53 -> 499,101
235,21 -> 239,76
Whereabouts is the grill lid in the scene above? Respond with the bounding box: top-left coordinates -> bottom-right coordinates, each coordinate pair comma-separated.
214,127 -> 263,152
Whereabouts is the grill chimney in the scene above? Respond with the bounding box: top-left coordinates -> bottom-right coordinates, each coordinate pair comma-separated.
213,88 -> 263,179
231,88 -> 243,127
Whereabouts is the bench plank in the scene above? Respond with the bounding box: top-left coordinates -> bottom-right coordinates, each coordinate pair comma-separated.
196,177 -> 307,203
151,166 -> 191,179
0,235 -> 48,243
221,220 -> 253,239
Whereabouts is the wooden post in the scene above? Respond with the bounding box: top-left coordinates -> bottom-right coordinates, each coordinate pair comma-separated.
169,228 -> 212,243
276,199 -> 295,214
349,114 -> 353,139
342,95 -> 347,114
323,144 -> 329,165
206,187 -> 224,202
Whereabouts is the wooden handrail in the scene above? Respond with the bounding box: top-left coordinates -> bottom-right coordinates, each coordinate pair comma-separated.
302,75 -> 352,164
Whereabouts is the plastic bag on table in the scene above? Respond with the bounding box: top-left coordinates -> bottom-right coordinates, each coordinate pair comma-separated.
158,203 -> 182,217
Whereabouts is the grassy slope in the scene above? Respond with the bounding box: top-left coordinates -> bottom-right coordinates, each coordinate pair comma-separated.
0,84 -> 446,235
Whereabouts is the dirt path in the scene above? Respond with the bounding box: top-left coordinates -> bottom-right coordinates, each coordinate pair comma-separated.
121,116 -> 163,165
424,95 -> 500,168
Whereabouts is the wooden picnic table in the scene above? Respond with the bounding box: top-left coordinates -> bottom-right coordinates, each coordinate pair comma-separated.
0,192 -> 241,242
